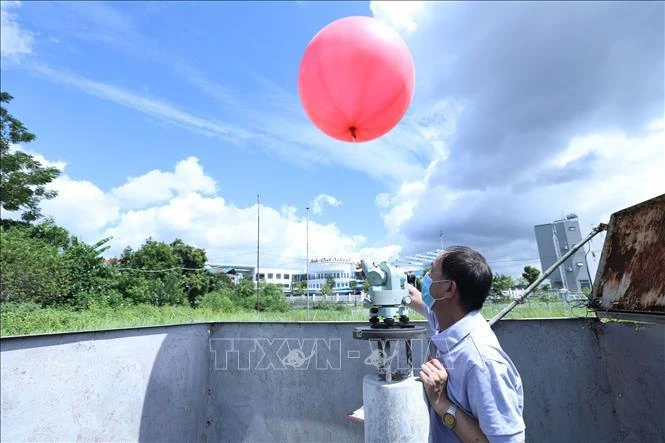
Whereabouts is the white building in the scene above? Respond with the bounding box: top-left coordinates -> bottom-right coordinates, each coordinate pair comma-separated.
257,268 -> 299,293
297,257 -> 361,295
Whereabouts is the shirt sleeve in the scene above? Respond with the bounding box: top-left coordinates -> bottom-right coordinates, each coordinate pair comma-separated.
465,360 -> 525,443
423,303 -> 439,333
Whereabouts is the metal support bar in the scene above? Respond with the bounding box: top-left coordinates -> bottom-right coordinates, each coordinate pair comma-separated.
406,339 -> 413,377
377,340 -> 386,380
384,340 -> 392,382
488,223 -> 608,327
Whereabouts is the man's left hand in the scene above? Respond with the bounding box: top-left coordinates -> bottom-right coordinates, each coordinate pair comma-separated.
420,357 -> 452,415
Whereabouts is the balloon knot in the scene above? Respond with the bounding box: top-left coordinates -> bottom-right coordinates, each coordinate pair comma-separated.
349,126 -> 357,140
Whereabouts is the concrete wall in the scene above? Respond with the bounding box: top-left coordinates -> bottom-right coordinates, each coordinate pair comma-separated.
2,319 -> 664,442
1,324 -> 210,442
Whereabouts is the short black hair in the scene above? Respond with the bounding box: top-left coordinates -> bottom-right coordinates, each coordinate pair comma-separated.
438,246 -> 493,312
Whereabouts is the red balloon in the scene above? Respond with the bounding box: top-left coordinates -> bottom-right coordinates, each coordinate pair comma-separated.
298,16 -> 415,143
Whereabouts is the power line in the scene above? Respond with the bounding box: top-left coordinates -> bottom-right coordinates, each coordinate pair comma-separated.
108,265 -> 209,273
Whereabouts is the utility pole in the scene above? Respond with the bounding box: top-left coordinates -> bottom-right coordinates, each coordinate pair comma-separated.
306,206 -> 310,321
256,194 -> 260,312
439,230 -> 444,250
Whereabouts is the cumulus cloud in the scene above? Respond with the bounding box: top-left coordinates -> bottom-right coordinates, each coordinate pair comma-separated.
24,152 -> 399,270
110,157 -> 217,209
0,1 -> 34,63
310,194 -> 342,215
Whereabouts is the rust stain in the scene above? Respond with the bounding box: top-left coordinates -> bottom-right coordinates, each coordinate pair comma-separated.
594,194 -> 665,313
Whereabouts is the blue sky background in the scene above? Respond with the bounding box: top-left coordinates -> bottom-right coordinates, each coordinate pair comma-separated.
2,1 -> 663,278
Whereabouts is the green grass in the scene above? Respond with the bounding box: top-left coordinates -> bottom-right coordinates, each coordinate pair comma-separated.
0,300 -> 593,337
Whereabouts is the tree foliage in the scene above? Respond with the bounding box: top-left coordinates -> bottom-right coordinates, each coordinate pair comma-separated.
0,92 -> 61,222
522,266 -> 541,286
491,274 -> 515,292
320,275 -> 335,296
0,226 -> 69,305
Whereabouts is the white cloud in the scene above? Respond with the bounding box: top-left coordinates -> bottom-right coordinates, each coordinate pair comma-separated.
110,157 -> 217,209
0,1 -> 34,63
369,1 -> 428,34
41,175 -> 120,238
310,194 -> 342,215
29,64 -> 252,144
24,151 -> 399,270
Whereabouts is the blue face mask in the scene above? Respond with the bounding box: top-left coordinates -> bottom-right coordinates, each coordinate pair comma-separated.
421,273 -> 450,309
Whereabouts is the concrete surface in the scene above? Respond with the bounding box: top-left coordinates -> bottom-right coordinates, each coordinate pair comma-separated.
1,324 -> 210,442
2,319 -> 664,442
363,374 -> 429,443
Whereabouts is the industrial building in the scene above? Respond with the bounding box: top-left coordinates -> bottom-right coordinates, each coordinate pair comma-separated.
534,214 -> 592,291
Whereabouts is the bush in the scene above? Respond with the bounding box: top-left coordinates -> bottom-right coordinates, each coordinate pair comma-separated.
0,227 -> 70,305
252,284 -> 291,312
196,289 -> 239,312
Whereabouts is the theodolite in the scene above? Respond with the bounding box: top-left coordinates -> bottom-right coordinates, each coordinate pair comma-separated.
359,259 -> 413,328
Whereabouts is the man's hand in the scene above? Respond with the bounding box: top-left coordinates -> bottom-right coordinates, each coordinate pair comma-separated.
406,283 -> 426,317
419,357 -> 452,416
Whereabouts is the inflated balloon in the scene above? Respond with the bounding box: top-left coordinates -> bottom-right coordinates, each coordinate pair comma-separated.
298,16 -> 415,143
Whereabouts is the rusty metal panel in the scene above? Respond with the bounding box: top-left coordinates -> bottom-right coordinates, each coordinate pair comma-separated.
591,193 -> 665,313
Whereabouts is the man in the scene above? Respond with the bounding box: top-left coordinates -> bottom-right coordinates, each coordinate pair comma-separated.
409,246 -> 525,443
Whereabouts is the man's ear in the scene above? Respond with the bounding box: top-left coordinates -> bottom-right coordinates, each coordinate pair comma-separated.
442,280 -> 456,299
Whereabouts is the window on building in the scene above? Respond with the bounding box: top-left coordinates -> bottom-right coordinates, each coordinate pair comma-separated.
268,273 -> 273,279
276,273 -> 281,279
258,273 -> 265,279
284,274 -> 290,279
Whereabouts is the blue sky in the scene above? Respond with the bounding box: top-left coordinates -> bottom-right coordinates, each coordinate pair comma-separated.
2,1 -> 663,278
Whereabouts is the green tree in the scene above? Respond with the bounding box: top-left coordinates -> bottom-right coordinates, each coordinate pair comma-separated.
116,239 -> 186,306
255,283 -> 290,312
0,226 -> 69,305
320,275 -> 335,296
170,238 -> 223,305
363,279 -> 370,293
522,266 -> 541,286
0,92 -> 61,222
491,274 -> 515,292
27,218 -> 71,251
348,279 -> 358,294
62,236 -> 116,307
292,280 -> 307,296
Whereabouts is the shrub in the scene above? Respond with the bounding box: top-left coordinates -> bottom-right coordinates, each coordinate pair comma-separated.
196,289 -> 239,312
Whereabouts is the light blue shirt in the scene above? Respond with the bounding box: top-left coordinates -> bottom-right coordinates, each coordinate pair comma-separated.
425,306 -> 525,443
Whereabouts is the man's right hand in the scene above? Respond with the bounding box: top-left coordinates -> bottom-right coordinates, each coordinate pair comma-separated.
406,283 -> 427,317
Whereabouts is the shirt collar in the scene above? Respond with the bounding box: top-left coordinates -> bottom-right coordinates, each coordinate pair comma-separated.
431,310 -> 487,355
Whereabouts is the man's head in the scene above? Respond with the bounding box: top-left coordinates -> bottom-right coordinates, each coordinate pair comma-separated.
428,246 -> 493,313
